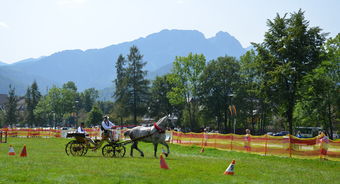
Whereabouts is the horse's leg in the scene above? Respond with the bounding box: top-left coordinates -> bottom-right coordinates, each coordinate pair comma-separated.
134,141 -> 144,157
130,141 -> 136,157
153,143 -> 158,158
160,141 -> 170,157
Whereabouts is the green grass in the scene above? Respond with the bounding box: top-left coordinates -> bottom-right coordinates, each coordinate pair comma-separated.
0,138 -> 339,184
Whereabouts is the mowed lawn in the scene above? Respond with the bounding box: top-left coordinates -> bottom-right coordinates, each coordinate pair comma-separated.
0,138 -> 339,184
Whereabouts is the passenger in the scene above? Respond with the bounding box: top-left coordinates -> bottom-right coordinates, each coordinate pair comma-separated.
76,122 -> 96,145
101,116 -> 116,142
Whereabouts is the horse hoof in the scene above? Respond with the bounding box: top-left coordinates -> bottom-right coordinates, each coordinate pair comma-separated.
141,154 -> 144,157
164,153 -> 169,157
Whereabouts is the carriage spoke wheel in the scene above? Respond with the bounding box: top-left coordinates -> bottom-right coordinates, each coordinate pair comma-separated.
70,142 -> 85,156
102,145 -> 115,157
65,140 -> 78,156
114,145 -> 126,158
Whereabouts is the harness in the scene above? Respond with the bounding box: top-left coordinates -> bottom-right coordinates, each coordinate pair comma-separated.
153,123 -> 165,133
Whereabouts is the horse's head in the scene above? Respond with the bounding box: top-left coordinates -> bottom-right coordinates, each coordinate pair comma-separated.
155,115 -> 170,130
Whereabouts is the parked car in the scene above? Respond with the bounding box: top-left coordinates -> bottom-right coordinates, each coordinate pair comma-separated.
273,131 -> 289,136
266,132 -> 274,136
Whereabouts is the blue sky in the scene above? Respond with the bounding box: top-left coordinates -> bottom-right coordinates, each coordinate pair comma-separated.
0,0 -> 339,64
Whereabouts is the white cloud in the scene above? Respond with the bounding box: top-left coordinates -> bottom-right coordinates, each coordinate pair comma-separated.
0,22 -> 9,28
57,0 -> 87,6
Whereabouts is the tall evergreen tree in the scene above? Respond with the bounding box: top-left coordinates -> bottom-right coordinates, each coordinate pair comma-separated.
25,81 -> 41,126
114,54 -> 128,118
253,10 -> 327,134
126,46 -> 149,123
5,85 -> 18,127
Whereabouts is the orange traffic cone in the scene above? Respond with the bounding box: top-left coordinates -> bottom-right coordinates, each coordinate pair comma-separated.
224,160 -> 236,175
20,144 -> 27,157
160,154 -> 169,169
8,145 -> 16,156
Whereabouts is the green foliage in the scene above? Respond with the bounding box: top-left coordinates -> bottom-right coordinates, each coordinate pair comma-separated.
149,75 -> 182,120
86,105 -> 103,126
295,34 -> 340,138
168,53 -> 206,130
5,85 -> 18,126
198,56 -> 240,132
114,46 -> 150,123
81,88 -> 98,112
24,81 -> 41,127
252,9 -> 327,134
62,81 -> 77,91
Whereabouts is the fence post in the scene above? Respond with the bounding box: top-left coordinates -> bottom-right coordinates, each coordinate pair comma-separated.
230,134 -> 233,151
289,135 -> 292,158
264,134 -> 268,156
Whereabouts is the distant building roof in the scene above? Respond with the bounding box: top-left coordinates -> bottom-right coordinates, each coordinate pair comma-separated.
0,94 -> 8,105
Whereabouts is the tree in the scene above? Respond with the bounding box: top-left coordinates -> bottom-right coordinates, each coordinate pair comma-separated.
198,56 -> 240,132
25,81 -> 41,127
63,81 -> 77,91
168,53 -> 206,130
296,34 -> 340,138
5,85 -> 18,126
252,10 -> 327,134
125,46 -> 150,123
149,75 -> 182,120
81,88 -> 98,112
34,96 -> 52,126
87,105 -> 103,126
113,54 -> 129,118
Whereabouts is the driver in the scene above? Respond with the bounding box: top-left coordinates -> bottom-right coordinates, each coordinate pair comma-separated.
101,116 -> 116,141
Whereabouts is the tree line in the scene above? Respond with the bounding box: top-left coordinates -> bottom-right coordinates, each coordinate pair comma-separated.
0,10 -> 338,137
112,10 -> 339,137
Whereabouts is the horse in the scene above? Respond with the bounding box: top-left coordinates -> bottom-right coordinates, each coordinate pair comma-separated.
124,115 -> 171,158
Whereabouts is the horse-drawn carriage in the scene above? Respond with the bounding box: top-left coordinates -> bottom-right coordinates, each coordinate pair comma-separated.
65,115 -> 172,158
65,132 -> 126,157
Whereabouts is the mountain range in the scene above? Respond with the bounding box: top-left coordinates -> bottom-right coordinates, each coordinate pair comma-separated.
0,29 -> 247,96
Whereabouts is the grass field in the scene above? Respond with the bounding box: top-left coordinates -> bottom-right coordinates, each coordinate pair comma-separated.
0,138 -> 339,184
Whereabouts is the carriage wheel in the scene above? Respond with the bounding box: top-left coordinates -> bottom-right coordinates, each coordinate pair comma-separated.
102,145 -> 115,157
114,145 -> 126,158
70,142 -> 86,156
82,146 -> 89,156
65,140 -> 77,156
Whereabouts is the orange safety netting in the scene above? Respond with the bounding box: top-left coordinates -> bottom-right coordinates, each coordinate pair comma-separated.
171,131 -> 340,161
0,128 -> 62,138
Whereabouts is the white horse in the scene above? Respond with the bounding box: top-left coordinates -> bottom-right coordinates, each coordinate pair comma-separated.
124,115 -> 171,158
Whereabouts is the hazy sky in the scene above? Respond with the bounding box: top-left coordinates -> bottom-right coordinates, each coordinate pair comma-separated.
1,0 -> 339,64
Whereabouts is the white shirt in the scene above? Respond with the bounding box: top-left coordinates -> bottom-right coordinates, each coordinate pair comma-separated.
77,127 -> 86,134
101,120 -> 115,130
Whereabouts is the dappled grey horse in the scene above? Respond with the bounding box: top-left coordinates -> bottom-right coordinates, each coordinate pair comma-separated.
124,116 -> 170,158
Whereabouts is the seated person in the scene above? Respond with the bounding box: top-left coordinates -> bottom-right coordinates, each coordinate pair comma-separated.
101,116 -> 116,142
76,122 -> 96,145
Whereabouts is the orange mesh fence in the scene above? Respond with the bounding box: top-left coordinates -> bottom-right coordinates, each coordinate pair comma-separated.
171,131 -> 340,161
1,128 -> 61,138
